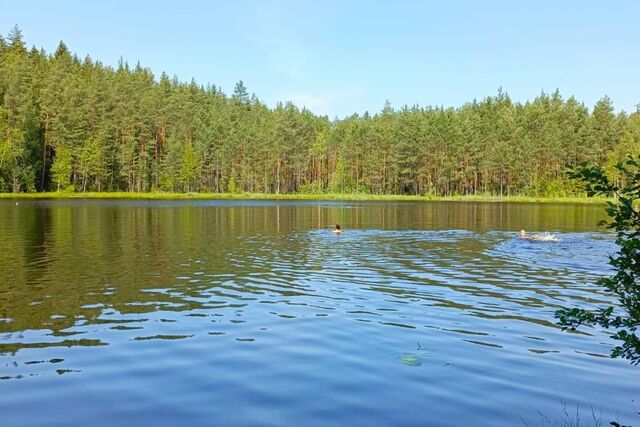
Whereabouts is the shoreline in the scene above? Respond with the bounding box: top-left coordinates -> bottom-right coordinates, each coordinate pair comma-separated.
0,192 -> 610,204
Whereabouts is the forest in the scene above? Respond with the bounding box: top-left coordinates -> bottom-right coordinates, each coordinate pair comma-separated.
1,27 -> 639,197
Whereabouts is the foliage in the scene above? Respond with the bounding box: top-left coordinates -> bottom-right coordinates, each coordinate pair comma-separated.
180,143 -> 198,192
51,145 -> 73,191
1,28 -> 640,196
227,176 -> 239,194
0,191 -> 612,203
556,157 -> 640,364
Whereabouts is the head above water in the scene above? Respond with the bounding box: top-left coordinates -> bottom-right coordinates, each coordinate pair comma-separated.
520,230 -> 526,238
335,224 -> 341,230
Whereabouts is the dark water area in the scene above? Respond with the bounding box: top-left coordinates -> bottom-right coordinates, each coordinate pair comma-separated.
0,199 -> 637,426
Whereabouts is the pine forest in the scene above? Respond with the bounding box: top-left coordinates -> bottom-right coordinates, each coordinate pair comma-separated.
1,27 -> 639,197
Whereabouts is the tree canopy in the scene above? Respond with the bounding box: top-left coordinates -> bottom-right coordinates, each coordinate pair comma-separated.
1,27 -> 639,195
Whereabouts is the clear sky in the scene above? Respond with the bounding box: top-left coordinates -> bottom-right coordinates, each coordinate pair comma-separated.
1,0 -> 639,117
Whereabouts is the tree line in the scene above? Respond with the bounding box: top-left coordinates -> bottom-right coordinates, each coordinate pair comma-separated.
1,27 -> 639,196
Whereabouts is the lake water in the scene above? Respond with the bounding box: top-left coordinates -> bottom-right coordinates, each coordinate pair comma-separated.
0,199 -> 637,426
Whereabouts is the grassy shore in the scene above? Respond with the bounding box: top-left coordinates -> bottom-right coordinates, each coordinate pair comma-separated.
0,191 -> 611,204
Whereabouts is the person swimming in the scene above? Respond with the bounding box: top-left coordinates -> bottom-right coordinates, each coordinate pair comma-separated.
332,224 -> 342,234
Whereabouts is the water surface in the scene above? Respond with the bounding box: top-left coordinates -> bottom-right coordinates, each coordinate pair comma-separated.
0,200 -> 636,426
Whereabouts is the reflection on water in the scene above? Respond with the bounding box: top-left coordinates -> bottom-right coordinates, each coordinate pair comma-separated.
0,200 -> 636,426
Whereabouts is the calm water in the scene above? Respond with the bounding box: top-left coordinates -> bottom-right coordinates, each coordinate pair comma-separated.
0,200 -> 637,426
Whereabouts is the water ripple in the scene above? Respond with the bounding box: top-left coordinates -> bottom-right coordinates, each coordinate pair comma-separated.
0,200 -> 636,426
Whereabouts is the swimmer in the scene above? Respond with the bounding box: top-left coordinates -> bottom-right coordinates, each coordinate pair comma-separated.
331,224 -> 342,234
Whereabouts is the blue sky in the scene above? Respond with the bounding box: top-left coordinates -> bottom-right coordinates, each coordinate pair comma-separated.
1,0 -> 639,117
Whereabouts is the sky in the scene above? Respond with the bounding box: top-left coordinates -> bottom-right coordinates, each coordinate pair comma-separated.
1,0 -> 639,118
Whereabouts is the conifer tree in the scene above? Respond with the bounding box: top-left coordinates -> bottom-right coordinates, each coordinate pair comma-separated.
0,27 -> 638,197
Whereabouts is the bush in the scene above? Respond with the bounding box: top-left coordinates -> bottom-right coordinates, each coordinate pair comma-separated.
556,157 -> 640,364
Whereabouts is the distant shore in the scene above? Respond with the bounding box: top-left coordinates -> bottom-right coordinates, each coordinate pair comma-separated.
0,192 -> 610,204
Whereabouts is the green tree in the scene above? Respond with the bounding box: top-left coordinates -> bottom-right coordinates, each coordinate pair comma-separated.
51,145 -> 73,191
330,155 -> 347,193
232,80 -> 249,104
180,142 -> 198,192
0,106 -> 26,191
557,158 -> 640,364
227,176 -> 238,193
77,138 -> 105,192
0,27 -> 638,198
158,135 -> 182,192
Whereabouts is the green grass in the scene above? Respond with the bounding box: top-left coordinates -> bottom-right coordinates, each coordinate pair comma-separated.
0,191 -> 611,204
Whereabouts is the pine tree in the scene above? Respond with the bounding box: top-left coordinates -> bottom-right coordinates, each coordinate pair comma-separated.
232,80 -> 249,104
0,28 -> 638,198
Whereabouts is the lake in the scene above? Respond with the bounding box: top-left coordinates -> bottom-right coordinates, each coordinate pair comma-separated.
0,199 -> 637,426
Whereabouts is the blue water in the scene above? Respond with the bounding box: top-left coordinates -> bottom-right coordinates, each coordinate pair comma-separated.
0,200 -> 636,426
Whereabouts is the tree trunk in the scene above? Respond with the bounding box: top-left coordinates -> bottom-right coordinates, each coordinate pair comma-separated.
12,171 -> 20,193
42,114 -> 48,190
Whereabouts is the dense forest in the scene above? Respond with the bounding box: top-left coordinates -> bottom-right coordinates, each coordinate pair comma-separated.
1,27 -> 639,196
